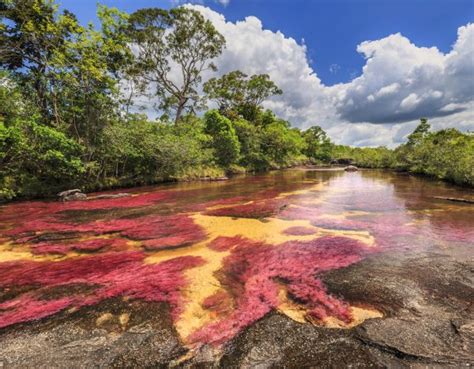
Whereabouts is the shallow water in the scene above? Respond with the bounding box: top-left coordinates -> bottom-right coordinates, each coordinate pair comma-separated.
0,169 -> 473,347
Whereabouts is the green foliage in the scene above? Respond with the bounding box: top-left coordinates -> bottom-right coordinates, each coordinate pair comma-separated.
303,126 -> 332,162
330,119 -> 473,187
261,119 -> 305,168
204,71 -> 282,121
0,114 -> 84,200
1,0 -> 131,154
395,125 -> 474,186
331,145 -> 396,168
95,114 -> 215,186
204,110 -> 240,167
128,7 -> 225,123
233,118 -> 267,170
406,117 -> 430,146
1,2 -> 472,201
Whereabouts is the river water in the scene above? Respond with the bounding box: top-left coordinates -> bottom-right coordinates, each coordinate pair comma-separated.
0,168 -> 473,348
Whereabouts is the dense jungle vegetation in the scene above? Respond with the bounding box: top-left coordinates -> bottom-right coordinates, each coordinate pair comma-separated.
1,0 -> 473,200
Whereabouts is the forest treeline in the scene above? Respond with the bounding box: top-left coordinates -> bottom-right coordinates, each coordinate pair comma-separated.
1,1 -> 473,200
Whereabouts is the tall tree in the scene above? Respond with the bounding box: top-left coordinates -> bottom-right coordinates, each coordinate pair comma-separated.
0,0 -> 80,123
407,118 -> 431,146
128,7 -> 225,124
203,71 -> 282,120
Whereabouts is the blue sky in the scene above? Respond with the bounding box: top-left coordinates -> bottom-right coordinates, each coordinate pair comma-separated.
60,0 -> 473,85
58,0 -> 474,146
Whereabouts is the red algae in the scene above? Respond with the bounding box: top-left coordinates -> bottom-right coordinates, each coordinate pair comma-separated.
205,199 -> 288,219
283,226 -> 317,236
208,236 -> 246,252
1,170 -> 472,347
30,238 -> 130,255
7,213 -> 206,255
142,236 -> 193,251
0,252 -> 204,328
202,291 -> 234,316
189,236 -> 370,345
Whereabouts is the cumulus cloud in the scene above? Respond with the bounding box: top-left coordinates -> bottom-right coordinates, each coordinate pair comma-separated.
335,27 -> 474,124
137,5 -> 474,146
186,4 -> 335,128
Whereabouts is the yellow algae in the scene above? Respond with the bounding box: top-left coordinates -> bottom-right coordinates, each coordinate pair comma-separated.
319,210 -> 370,220
146,240 -> 231,341
193,213 -> 375,247
0,241 -> 76,262
276,285 -> 307,323
96,312 -> 114,326
0,233 -> 145,263
322,306 -> 383,328
145,209 -> 376,343
193,213 -> 321,244
119,313 -> 130,328
146,214 -> 327,342
277,285 -> 382,328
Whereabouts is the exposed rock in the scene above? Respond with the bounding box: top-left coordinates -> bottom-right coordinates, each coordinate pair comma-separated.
0,299 -> 187,369
345,165 -> 359,172
58,189 -> 87,202
57,189 -> 82,197
199,176 -> 229,182
433,196 -> 474,204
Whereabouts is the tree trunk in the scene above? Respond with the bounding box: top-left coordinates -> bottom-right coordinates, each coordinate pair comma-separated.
175,105 -> 184,125
174,97 -> 187,125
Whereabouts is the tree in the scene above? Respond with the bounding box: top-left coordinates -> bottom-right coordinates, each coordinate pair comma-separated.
0,73 -> 84,199
261,118 -> 305,167
302,126 -> 332,162
407,117 -> 430,146
233,118 -> 266,170
1,0 -> 131,148
0,0 -> 81,123
128,7 -> 225,123
203,110 -> 240,167
203,71 -> 282,120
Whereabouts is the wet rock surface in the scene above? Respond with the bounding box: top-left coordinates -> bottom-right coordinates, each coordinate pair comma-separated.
0,299 -> 187,369
1,245 -> 472,368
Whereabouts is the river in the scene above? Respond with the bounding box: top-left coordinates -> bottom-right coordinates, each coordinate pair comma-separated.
0,169 -> 473,367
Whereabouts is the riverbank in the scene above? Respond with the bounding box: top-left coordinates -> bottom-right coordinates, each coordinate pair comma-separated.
2,163 -> 473,205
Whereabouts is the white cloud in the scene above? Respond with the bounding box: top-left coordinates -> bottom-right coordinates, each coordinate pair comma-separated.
335,26 -> 474,124
400,93 -> 421,111
135,5 -> 474,147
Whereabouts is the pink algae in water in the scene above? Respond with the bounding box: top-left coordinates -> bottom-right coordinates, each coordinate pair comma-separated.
0,252 -> 204,328
30,238 -> 130,255
207,236 -> 246,252
204,199 -> 288,219
283,226 -> 317,236
190,235 -> 370,345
